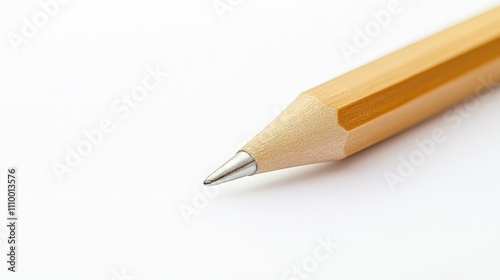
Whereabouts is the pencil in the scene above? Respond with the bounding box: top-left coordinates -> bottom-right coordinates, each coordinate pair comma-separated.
204,6 -> 500,186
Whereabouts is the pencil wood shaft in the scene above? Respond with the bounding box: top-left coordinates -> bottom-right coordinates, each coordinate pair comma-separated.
241,6 -> 500,174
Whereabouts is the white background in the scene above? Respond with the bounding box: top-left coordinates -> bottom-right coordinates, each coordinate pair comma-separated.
1,0 -> 500,279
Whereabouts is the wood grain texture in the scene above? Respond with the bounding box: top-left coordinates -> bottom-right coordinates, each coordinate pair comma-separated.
242,6 -> 500,174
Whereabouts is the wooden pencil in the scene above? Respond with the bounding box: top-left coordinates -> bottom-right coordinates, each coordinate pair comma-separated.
204,6 -> 500,186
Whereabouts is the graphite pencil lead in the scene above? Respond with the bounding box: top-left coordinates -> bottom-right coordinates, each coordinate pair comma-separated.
204,151 -> 257,186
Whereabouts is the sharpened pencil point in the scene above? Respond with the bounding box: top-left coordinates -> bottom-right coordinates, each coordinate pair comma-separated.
204,151 -> 257,186
203,179 -> 213,185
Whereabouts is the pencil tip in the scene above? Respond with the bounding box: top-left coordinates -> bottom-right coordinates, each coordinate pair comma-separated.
204,151 -> 257,186
203,179 -> 213,186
